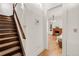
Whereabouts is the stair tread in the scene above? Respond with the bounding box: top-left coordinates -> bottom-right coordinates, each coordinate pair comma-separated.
0,46 -> 20,56
0,16 -> 12,19
0,20 -> 13,23
0,32 -> 17,35
0,20 -> 12,21
0,29 -> 16,30
12,52 -> 22,56
0,18 -> 13,21
0,24 -> 14,26
0,24 -> 14,27
0,36 -> 18,41
0,41 -> 19,48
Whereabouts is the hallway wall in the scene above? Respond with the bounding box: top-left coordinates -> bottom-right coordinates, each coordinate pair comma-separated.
0,3 -> 13,16
66,4 -> 79,56
47,5 -> 63,28
15,3 -> 44,56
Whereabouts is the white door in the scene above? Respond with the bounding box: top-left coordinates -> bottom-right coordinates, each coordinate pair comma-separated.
67,5 -> 79,56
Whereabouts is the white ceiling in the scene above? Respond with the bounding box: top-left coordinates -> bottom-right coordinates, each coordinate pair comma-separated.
42,3 -> 62,11
24,3 -> 62,11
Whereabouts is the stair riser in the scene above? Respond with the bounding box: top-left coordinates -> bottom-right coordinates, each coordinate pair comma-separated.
0,22 -> 15,25
0,30 -> 17,33
0,34 -> 17,38
0,19 -> 13,22
3,49 -> 21,56
0,21 -> 14,24
0,43 -> 19,51
0,38 -> 18,44
0,26 -> 16,29
12,53 -> 22,56
0,25 -> 16,27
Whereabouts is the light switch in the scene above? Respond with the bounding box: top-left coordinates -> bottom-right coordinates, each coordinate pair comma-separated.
73,28 -> 78,32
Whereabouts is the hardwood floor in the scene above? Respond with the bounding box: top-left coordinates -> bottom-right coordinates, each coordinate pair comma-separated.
39,49 -> 49,56
39,35 -> 62,56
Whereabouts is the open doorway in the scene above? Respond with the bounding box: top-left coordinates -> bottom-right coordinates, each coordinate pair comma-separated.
47,6 -> 63,56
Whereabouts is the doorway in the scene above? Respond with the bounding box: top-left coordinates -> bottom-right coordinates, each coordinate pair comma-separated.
47,8 -> 63,56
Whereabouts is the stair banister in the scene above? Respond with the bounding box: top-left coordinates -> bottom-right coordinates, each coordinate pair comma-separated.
13,3 -> 26,39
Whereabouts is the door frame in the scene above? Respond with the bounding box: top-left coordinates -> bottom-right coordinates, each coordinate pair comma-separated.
45,4 -> 67,56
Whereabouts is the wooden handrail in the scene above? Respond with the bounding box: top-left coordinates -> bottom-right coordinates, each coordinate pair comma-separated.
13,4 -> 26,39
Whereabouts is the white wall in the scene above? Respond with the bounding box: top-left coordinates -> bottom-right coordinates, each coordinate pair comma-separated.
47,6 -> 63,28
66,4 -> 79,56
15,3 -> 44,56
0,3 -> 13,16
52,15 -> 63,28
42,10 -> 48,49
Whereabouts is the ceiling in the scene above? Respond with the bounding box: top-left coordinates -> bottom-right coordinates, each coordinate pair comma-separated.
42,3 -> 62,11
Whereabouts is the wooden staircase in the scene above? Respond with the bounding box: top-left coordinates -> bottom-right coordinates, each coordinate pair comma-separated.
0,15 -> 23,56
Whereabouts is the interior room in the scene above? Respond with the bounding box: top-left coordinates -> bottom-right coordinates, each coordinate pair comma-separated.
48,5 -> 63,56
